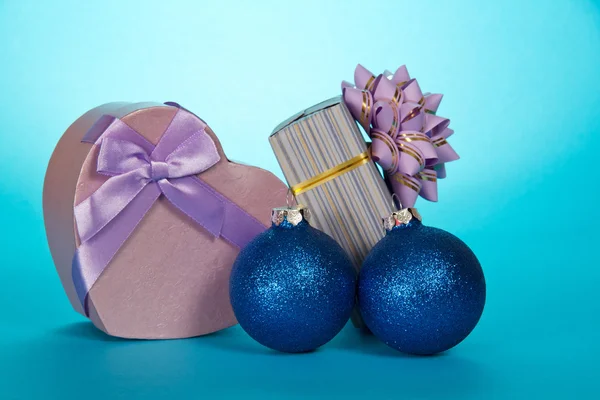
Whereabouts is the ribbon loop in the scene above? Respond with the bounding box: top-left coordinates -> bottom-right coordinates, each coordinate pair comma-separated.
97,137 -> 151,177
161,130 -> 221,178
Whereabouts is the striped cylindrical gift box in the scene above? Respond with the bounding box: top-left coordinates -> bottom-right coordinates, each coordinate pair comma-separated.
269,97 -> 395,327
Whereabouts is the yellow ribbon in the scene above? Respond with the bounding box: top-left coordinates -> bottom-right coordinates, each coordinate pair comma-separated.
291,151 -> 371,196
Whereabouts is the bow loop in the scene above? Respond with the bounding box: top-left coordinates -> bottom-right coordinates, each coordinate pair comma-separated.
160,129 -> 220,179
373,76 -> 402,104
370,129 -> 400,173
431,127 -> 460,164
403,79 -> 424,105
355,64 -> 377,91
396,139 -> 425,176
390,172 -> 422,208
397,131 -> 438,167
373,101 -> 400,138
388,65 -> 411,85
400,102 -> 425,131
416,168 -> 438,202
424,93 -> 443,115
423,113 -> 449,134
97,137 -> 151,177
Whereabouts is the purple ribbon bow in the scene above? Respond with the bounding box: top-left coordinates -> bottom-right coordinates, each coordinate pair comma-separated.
342,64 -> 459,207
72,109 -> 266,315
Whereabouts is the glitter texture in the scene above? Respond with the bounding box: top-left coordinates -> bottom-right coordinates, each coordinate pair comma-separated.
230,219 -> 357,353
358,220 -> 486,355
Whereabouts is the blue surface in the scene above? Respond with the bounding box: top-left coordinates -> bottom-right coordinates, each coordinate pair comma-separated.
0,0 -> 599,399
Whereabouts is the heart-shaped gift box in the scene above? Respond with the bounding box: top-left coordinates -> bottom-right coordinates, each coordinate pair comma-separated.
44,102 -> 288,339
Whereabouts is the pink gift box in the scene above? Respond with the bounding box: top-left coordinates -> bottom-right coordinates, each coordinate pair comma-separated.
43,102 -> 288,339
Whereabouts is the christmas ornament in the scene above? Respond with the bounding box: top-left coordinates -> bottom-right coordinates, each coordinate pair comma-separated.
358,208 -> 486,355
229,205 -> 357,353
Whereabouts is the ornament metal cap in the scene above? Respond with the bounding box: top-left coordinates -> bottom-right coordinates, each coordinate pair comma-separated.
383,208 -> 422,231
271,205 -> 310,227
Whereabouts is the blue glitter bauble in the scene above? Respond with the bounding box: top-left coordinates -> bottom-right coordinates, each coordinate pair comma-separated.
230,219 -> 357,353
358,219 -> 486,355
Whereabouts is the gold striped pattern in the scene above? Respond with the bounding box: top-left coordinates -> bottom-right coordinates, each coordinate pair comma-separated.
433,137 -> 448,147
393,173 -> 420,192
364,75 -> 376,91
398,143 -> 425,166
398,132 -> 430,143
370,130 -> 399,172
291,152 -> 370,195
392,85 -> 402,104
386,102 -> 400,136
419,96 -> 438,115
402,107 -> 420,123
360,91 -> 371,127
418,169 -> 437,182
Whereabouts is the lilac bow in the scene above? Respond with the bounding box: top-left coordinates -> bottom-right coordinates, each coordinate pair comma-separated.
72,109 -> 266,315
342,64 -> 459,207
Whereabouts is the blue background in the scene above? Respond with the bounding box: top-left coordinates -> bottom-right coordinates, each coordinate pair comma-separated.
1,0 -> 599,398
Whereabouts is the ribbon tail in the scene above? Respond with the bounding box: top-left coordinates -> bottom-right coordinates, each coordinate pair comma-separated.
220,201 -> 268,249
161,176 -> 266,249
159,177 -> 225,237
72,184 -> 161,315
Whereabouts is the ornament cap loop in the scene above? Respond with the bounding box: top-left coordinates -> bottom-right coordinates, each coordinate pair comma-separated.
271,205 -> 310,227
383,208 -> 422,231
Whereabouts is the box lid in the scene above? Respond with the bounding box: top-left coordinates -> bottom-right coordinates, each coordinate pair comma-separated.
270,96 -> 342,136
